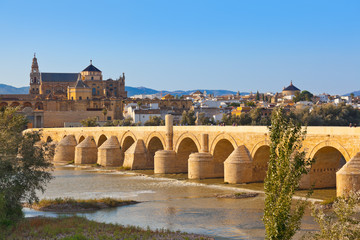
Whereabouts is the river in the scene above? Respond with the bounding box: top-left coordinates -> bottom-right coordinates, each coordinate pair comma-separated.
24,166 -> 320,240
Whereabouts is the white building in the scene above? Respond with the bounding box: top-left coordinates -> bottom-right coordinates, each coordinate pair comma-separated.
123,103 -> 161,125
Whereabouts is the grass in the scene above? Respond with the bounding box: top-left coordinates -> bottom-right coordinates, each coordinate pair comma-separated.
1,216 -> 213,240
30,197 -> 138,212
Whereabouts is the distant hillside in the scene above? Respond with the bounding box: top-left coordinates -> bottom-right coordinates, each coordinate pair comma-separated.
125,87 -> 247,97
0,84 -> 29,94
344,91 -> 360,96
125,86 -> 159,96
0,83 -> 246,97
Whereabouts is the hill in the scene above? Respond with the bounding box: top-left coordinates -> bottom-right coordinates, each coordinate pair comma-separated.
344,91 -> 360,96
0,84 -> 29,94
0,83 -> 247,97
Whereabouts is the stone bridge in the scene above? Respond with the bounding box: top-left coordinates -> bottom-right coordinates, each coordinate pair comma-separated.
28,115 -> 360,196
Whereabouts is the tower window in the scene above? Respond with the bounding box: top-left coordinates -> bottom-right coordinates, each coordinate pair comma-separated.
91,77 -> 93,80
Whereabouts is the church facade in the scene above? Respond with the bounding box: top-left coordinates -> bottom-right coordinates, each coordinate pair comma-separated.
0,55 -> 127,128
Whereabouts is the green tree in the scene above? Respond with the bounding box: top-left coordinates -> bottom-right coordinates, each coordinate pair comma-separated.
144,116 -> 164,126
80,117 -> 98,127
180,110 -> 196,125
256,91 -> 260,101
0,107 -> 53,226
294,90 -> 314,102
263,107 -> 313,240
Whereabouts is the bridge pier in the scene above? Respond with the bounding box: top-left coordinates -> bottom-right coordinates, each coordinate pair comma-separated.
224,145 -> 253,183
97,136 -> 122,167
53,135 -> 77,164
123,139 -> 149,170
75,136 -> 97,164
154,114 -> 178,173
188,134 -> 214,179
336,152 -> 360,197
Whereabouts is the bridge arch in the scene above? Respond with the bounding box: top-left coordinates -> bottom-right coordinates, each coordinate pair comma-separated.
147,135 -> 165,169
145,132 -> 166,150
175,132 -> 201,153
175,133 -> 200,173
210,133 -> 237,155
120,131 -> 137,153
23,102 -> 32,108
212,137 -> 236,177
97,134 -> 108,147
10,102 -> 20,108
308,141 -> 350,163
306,142 -> 347,189
78,136 -> 86,144
0,102 -> 8,108
46,136 -> 53,143
252,142 -> 270,182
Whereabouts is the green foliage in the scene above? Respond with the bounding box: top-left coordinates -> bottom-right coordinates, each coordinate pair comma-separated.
246,101 -> 255,107
222,109 -> 269,126
103,117 -> 135,126
0,107 -> 53,226
263,107 -> 313,240
289,103 -> 360,126
305,192 -> 360,240
144,116 -> 164,126
80,117 -> 98,127
227,102 -> 240,107
197,112 -> 214,125
294,90 -> 314,102
180,110 -> 196,125
256,91 -> 260,101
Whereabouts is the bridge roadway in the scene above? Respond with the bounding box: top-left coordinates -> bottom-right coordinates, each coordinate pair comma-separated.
28,115 -> 360,195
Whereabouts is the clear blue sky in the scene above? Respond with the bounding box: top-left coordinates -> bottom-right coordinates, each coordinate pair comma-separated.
0,0 -> 359,94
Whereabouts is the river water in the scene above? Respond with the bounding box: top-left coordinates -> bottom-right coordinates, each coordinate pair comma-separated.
24,166 -> 320,240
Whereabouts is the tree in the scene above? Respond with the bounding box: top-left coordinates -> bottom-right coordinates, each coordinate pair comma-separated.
180,110 -> 196,125
0,107 -> 53,225
294,90 -> 313,102
256,91 -> 260,101
80,117 -> 98,127
144,116 -> 164,126
263,107 -> 313,240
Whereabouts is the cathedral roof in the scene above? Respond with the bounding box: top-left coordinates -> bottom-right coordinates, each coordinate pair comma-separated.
40,73 -> 78,82
82,62 -> 101,72
283,81 -> 300,91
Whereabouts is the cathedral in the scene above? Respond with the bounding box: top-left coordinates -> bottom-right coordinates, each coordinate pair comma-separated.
0,55 -> 127,128
29,54 -> 127,99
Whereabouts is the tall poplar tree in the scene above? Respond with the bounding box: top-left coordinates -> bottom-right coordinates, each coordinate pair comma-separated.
263,107 -> 313,239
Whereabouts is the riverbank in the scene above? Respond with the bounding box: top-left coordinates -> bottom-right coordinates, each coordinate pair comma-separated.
2,216 -> 214,240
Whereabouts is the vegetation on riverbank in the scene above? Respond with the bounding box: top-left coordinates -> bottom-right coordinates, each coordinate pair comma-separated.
1,216 -> 213,240
27,197 -> 138,212
217,192 -> 259,199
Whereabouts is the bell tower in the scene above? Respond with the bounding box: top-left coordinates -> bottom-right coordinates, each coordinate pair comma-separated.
29,53 -> 40,95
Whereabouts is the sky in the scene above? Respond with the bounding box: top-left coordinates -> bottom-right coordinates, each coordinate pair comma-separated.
0,0 -> 359,95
